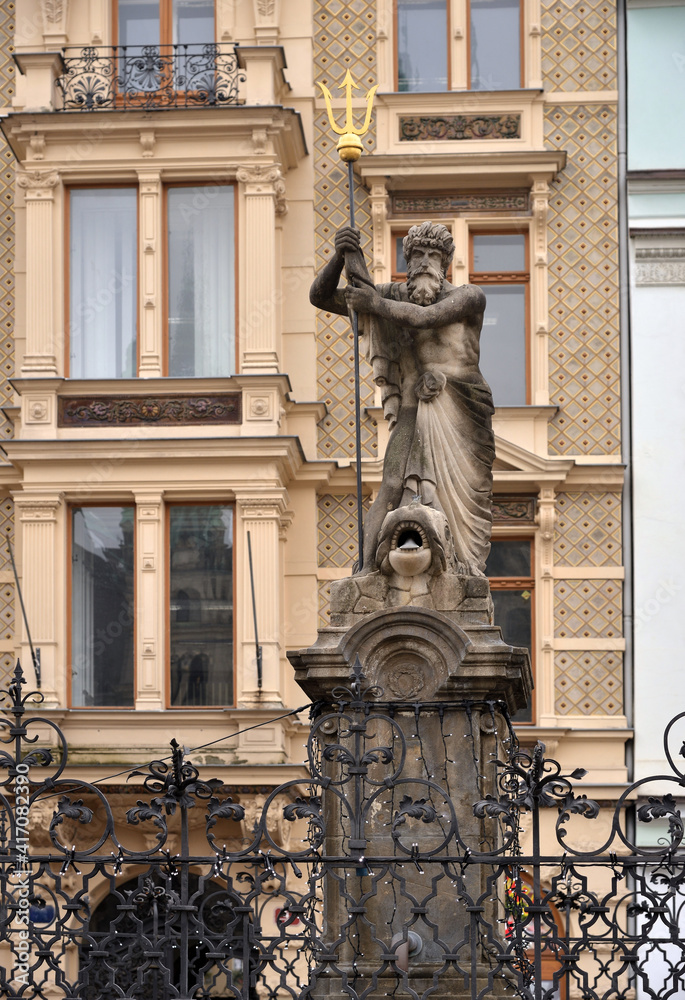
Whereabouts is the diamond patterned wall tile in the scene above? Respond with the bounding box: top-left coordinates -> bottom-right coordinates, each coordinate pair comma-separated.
545,105 -> 620,455
555,491 -> 621,566
318,493 -> 370,567
314,0 -> 377,460
555,650 -> 622,715
318,579 -> 331,628
541,0 -> 616,92
0,652 -> 12,691
554,579 -> 621,638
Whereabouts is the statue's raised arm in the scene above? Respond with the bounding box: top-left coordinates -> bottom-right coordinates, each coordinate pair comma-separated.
310,221 -> 495,581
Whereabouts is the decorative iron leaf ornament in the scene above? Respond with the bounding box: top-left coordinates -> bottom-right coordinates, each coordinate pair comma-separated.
50,797 -> 93,830
392,795 -> 438,831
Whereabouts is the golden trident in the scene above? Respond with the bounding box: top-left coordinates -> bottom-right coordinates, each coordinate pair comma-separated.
318,69 -> 378,162
318,70 -> 377,570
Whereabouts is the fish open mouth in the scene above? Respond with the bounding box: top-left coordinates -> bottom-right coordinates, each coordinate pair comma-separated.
392,522 -> 428,551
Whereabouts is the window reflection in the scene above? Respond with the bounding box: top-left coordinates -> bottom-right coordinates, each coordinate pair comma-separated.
71,507 -> 135,707
397,0 -> 448,92
169,505 -> 234,706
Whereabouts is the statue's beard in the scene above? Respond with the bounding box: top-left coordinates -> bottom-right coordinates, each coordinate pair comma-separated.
406,262 -> 443,305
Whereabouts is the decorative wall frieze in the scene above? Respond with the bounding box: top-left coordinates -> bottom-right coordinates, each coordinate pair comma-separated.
391,191 -> 529,216
14,494 -> 63,521
58,394 -> 241,427
399,114 -> 521,142
634,247 -> 685,286
492,495 -> 537,524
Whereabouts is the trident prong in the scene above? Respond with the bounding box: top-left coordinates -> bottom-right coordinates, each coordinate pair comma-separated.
318,69 -> 378,162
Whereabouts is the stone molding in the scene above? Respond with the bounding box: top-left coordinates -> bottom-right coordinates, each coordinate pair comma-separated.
399,114 -> 521,142
391,191 -> 529,215
635,247 -> 685,286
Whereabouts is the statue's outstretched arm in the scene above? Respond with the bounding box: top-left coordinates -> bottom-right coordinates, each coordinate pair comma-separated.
310,227 -> 374,316
345,282 -> 485,329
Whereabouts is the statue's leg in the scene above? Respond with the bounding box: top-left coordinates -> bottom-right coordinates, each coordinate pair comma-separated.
360,406 -> 416,572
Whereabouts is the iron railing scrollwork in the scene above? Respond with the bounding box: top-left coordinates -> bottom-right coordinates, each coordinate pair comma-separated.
56,45 -> 246,111
0,661 -> 685,998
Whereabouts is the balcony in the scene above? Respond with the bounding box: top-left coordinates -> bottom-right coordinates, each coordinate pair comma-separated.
56,44 -> 245,111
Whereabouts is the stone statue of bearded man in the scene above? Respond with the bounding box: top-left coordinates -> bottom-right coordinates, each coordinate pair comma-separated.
310,221 -> 495,577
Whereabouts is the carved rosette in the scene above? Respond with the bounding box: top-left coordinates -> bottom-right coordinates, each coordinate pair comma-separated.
236,164 -> 287,216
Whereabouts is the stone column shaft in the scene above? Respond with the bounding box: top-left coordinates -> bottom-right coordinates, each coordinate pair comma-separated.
135,494 -> 164,710
237,165 -> 285,373
138,173 -> 163,377
17,171 -> 60,375
14,493 -> 64,707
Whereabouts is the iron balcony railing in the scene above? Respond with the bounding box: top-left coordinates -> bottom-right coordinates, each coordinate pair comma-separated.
56,44 -> 245,111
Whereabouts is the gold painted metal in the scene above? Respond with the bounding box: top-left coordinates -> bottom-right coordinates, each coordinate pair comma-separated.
318,69 -> 377,162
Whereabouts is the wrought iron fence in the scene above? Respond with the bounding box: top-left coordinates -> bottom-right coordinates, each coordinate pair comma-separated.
56,45 -> 245,111
1,660 -> 685,999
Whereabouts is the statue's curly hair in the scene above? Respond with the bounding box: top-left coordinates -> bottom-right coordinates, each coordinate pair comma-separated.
403,221 -> 455,273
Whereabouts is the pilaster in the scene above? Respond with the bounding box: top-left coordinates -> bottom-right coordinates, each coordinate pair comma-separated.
531,179 -> 550,406
235,494 -> 288,705
369,181 -> 388,284
253,0 -> 281,45
536,485 -> 556,726
17,170 -> 60,376
39,0 -> 69,47
137,172 -> 163,377
13,493 -> 64,708
237,164 -> 286,374
135,494 -> 164,711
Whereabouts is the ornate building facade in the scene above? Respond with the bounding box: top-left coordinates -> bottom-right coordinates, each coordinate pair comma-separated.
3,0 -> 627,876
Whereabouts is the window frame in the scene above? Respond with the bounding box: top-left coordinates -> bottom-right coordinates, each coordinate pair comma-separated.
162,180 -> 239,379
67,502 -> 137,710
112,0 -> 218,47
393,0 -> 524,92
466,0 -> 525,91
65,183 -> 140,381
487,533 -> 536,725
469,227 -> 531,406
394,0 -> 452,92
165,501 -> 237,710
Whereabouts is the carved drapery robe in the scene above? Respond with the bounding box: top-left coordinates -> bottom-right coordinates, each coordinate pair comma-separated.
346,254 -> 495,575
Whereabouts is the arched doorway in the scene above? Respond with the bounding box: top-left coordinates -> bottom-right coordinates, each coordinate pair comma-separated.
78,872 -> 257,999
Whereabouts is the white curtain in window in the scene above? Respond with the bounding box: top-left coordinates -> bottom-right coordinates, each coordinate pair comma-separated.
69,189 -> 137,379
167,185 -> 235,378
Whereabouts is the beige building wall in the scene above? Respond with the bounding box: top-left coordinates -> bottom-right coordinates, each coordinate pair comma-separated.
1,0 -> 626,822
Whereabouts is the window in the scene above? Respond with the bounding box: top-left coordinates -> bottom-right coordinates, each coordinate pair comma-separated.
485,537 -> 534,723
168,505 -> 234,707
395,0 -> 521,92
68,188 -> 138,379
397,0 -> 448,92
469,0 -> 522,91
70,506 -> 135,708
165,184 -> 236,377
391,229 -> 453,281
117,0 -> 215,47
470,232 -> 529,406
67,183 -> 236,379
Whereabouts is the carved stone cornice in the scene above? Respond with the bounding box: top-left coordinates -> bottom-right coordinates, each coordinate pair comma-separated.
635,247 -> 685,286
16,169 -> 60,191
236,495 -> 288,520
236,163 -> 287,214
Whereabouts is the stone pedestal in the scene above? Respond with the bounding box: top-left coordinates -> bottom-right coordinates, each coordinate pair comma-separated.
288,568 -> 532,999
